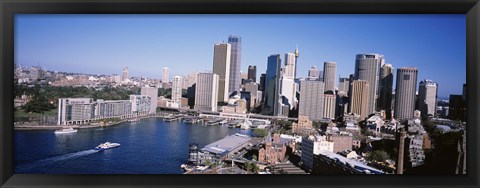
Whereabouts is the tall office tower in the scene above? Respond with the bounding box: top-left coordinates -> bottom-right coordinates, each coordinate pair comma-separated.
171,76 -> 183,104
378,63 -> 394,119
308,66 -> 320,80
122,67 -> 129,81
349,80 -> 370,120
323,61 -> 336,93
298,80 -> 325,120
284,53 -> 296,78
141,87 -> 159,114
162,67 -> 169,83
394,67 -> 418,120
354,53 -> 385,115
212,42 -> 231,103
259,73 -> 266,91
294,46 -> 299,78
264,54 -> 282,115
278,74 -> 296,115
194,73 -> 219,112
418,79 -> 438,117
338,77 -> 350,96
347,74 -> 355,112
248,65 -> 257,82
228,35 -> 242,94
323,94 -> 336,119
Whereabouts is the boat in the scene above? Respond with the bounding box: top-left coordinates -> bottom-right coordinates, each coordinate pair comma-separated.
240,120 -> 252,130
94,142 -> 121,151
128,118 -> 140,122
54,128 -> 77,134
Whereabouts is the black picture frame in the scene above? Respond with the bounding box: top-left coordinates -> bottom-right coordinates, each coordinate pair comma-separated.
1,0 -> 479,188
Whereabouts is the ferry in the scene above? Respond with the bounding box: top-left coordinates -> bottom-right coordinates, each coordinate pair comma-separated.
54,128 -> 78,134
94,142 -> 121,151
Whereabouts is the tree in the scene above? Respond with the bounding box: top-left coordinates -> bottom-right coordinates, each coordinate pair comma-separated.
253,129 -> 268,137
366,150 -> 390,163
252,155 -> 258,161
245,161 -> 253,172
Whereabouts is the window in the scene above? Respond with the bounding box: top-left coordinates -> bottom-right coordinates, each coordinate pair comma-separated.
404,75 -> 410,80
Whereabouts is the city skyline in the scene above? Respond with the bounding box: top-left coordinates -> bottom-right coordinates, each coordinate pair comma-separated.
15,14 -> 466,98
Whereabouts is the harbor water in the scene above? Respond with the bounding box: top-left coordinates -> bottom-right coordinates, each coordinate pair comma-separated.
14,118 -> 252,174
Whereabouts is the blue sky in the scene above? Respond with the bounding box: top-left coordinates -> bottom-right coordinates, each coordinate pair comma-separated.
15,14 -> 465,98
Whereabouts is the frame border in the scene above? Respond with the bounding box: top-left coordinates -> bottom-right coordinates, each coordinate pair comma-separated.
1,0 -> 479,188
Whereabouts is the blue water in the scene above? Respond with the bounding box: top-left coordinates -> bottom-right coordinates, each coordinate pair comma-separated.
14,118 -> 252,174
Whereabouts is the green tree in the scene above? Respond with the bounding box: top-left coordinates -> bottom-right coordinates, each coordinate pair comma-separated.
252,155 -> 258,161
366,150 -> 390,163
245,161 -> 253,172
253,129 -> 268,137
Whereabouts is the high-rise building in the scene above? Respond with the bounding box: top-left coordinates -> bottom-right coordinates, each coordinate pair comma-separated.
194,73 -> 219,112
298,80 -> 325,120
354,53 -> 384,115
141,87 -> 158,114
278,75 -> 296,115
294,46 -> 299,78
449,94 -> 466,122
308,66 -> 320,80
162,67 -> 169,83
212,42 -> 231,103
259,73 -> 266,91
394,67 -> 418,120
248,65 -> 257,82
228,35 -> 242,94
338,77 -> 350,96
171,76 -> 183,104
323,62 -> 336,93
122,67 -> 129,81
350,80 -> 370,120
263,55 -> 282,115
284,53 -> 296,78
378,63 -> 394,119
418,79 -> 438,117
130,95 -> 151,116
57,98 -> 95,125
323,94 -> 336,119
244,82 -> 259,109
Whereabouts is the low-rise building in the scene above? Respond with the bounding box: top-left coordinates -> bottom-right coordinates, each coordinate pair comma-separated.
292,116 -> 317,137
312,150 -> 384,175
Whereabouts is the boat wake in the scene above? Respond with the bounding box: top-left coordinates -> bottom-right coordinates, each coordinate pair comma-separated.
16,149 -> 99,173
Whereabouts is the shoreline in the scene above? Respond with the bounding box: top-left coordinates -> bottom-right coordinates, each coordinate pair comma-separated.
14,115 -> 165,131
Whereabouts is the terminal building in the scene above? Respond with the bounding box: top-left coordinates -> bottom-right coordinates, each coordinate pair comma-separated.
197,133 -> 252,164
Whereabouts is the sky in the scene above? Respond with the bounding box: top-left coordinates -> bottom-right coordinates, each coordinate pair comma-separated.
15,14 -> 466,98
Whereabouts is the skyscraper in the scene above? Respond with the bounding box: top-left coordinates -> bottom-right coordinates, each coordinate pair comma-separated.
263,54 -> 281,115
338,77 -> 350,96
122,67 -> 129,81
228,35 -> 242,94
162,67 -> 169,83
323,61 -> 336,93
349,80 -> 370,120
354,53 -> 384,115
378,63 -> 394,119
418,79 -> 438,117
323,94 -> 336,119
394,67 -> 418,120
308,66 -> 320,80
298,80 -> 325,120
171,76 -> 183,104
259,73 -> 266,91
248,65 -> 257,82
141,87 -> 158,114
212,42 -> 231,103
194,73 -> 219,112
284,53 -> 296,78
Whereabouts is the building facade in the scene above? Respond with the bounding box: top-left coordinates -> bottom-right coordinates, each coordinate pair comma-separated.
298,80 -> 325,120
349,80 -> 370,120
171,76 -> 183,104
228,35 -> 242,94
323,94 -> 336,119
141,87 -> 158,114
213,43 -> 231,103
354,53 -> 384,114
394,67 -> 418,120
162,67 -> 169,83
194,73 -> 219,112
323,61 -> 336,93
308,66 -> 321,80
263,54 -> 282,115
247,65 -> 256,82
378,63 -> 394,119
418,79 -> 438,117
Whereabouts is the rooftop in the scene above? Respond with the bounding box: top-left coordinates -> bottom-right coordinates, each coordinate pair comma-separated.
201,133 -> 252,155
318,150 -> 384,174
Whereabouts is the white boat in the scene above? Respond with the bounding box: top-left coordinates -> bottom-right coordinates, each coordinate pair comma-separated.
54,128 -> 77,134
94,142 -> 121,151
240,120 -> 252,130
